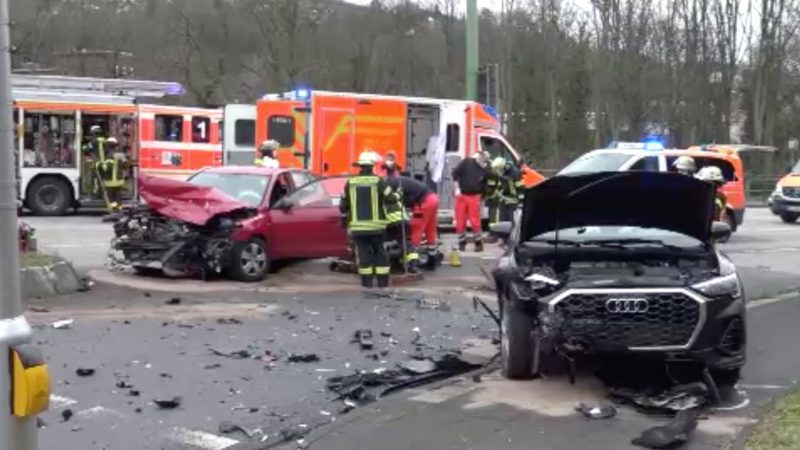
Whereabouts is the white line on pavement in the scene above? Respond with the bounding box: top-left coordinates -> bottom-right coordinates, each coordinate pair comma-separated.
739,384 -> 787,390
76,405 -> 125,419
747,293 -> 797,310
44,243 -> 108,249
49,395 -> 77,409
166,428 -> 239,450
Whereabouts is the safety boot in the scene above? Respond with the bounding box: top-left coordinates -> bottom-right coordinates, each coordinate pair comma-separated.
458,234 -> 468,252
361,276 -> 374,288
474,238 -> 484,253
377,275 -> 390,288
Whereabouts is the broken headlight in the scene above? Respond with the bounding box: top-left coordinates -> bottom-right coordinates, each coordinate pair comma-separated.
691,255 -> 741,299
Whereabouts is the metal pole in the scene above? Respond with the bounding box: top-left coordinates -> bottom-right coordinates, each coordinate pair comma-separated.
0,0 -> 37,446
465,0 -> 479,101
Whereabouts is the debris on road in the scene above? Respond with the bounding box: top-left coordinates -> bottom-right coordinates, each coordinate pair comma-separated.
472,296 -> 500,326
205,363 -> 222,370
631,409 -> 699,449
29,306 -> 50,313
165,297 -> 182,305
115,380 -> 133,389
217,317 -> 243,325
218,421 -> 252,438
400,358 -> 436,374
380,331 -> 392,338
75,368 -> 95,377
417,297 -> 451,311
210,348 -> 252,359
61,409 -> 73,422
287,353 -> 320,363
353,329 -> 374,350
575,403 -> 617,419
153,396 -> 182,409
609,382 -> 709,413
52,319 -> 74,330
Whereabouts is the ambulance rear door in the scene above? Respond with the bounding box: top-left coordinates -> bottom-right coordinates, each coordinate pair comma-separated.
222,104 -> 256,165
256,98 -> 306,169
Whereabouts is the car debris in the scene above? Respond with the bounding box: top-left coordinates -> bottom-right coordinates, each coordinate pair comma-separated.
61,409 -> 73,422
608,382 -> 710,413
165,297 -> 182,305
471,297 -> 500,327
287,353 -> 320,363
204,363 -> 222,370
115,380 -> 133,389
631,409 -> 699,449
75,368 -> 95,377
575,403 -> 617,420
52,319 -> 74,330
29,306 -> 50,313
217,318 -> 243,325
353,330 -> 374,350
400,358 -> 436,374
417,297 -> 450,311
210,348 -> 252,359
153,396 -> 182,409
218,421 -> 252,438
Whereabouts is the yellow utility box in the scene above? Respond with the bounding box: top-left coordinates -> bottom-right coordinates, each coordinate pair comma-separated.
10,344 -> 50,417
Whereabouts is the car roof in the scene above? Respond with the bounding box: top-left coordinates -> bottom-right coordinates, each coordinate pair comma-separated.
199,165 -> 293,176
584,148 -> 739,161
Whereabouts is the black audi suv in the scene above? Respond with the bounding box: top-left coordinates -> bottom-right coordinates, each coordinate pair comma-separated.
491,171 -> 746,387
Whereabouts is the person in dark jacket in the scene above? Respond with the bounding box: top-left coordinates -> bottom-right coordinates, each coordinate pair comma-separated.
387,176 -> 439,248
452,152 -> 488,252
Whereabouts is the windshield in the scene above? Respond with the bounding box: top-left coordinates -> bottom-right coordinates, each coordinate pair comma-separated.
559,152 -> 634,175
188,172 -> 270,207
530,226 -> 703,248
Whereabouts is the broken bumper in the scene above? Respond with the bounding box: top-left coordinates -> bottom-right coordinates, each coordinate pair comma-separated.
537,287 -> 746,370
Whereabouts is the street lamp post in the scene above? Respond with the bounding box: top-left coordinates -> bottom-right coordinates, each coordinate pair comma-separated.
0,0 -> 38,447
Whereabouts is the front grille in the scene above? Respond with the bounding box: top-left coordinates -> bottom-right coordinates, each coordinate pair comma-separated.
783,187 -> 800,199
550,290 -> 703,350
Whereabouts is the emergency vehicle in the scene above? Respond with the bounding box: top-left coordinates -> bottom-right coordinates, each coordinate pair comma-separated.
11,75 -> 223,216
222,89 -> 545,225
769,158 -> 800,223
560,141 -> 755,237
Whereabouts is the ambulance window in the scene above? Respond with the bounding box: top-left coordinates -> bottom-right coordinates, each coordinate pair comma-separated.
235,119 -> 256,146
480,135 -> 514,163
628,156 -> 659,172
445,124 -> 460,152
267,115 -> 295,147
155,115 -> 183,142
192,117 -> 211,143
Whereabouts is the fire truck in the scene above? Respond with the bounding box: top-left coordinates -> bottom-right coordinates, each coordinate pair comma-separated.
221,89 -> 545,225
12,75 -> 223,216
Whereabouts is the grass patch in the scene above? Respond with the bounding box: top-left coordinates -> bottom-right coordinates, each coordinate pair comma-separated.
745,390 -> 800,450
20,252 -> 61,268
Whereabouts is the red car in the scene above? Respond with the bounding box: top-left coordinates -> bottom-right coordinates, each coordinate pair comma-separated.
112,166 -> 349,281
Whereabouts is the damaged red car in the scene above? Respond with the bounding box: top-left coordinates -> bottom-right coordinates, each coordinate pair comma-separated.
111,166 -> 349,281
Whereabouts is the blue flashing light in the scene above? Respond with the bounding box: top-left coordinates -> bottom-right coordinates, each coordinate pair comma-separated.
293,86 -> 311,101
481,104 -> 499,120
644,141 -> 664,151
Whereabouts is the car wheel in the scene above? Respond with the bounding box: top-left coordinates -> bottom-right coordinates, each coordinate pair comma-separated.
228,238 -> 270,282
501,300 -> 534,380
780,213 -> 799,224
27,176 -> 71,216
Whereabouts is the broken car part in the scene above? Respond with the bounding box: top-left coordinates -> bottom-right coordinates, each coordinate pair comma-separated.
153,396 -> 182,409
631,409 -> 699,449
575,403 -> 617,420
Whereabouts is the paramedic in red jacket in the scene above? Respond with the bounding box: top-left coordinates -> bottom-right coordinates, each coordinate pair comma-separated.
452,152 -> 488,252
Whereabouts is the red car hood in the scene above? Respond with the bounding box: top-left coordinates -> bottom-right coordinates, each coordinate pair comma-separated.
138,175 -> 254,226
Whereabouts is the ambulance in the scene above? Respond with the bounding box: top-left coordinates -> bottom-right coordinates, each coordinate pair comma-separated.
12,75 -> 223,215
769,158 -> 800,223
222,89 -> 545,225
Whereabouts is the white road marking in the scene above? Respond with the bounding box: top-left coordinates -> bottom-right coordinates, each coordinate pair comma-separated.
49,395 -> 77,409
76,406 -> 125,419
747,294 -> 797,310
166,428 -> 239,450
45,243 -> 108,249
739,384 -> 787,390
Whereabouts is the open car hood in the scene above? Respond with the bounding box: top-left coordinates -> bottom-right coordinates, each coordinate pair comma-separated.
519,171 -> 716,242
138,175 -> 255,226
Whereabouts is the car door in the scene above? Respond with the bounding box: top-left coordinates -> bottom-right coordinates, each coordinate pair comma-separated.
267,176 -> 349,259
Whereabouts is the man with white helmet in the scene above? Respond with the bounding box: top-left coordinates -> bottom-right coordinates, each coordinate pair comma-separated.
340,150 -> 400,288
695,166 -> 727,221
673,156 -> 697,176
255,139 -> 280,168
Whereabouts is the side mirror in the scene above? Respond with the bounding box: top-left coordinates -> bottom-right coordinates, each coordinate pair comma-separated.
711,221 -> 732,242
490,221 -> 513,242
273,198 -> 293,210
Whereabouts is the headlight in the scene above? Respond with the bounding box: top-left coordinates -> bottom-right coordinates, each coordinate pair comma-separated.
692,255 -> 741,298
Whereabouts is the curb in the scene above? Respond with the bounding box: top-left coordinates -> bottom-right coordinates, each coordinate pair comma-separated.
88,269 -> 488,295
21,260 -> 84,299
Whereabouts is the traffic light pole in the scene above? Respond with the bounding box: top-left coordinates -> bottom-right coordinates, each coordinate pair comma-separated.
465,0 -> 478,101
0,0 -> 38,446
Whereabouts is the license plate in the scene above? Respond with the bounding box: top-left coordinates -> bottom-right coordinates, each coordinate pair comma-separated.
788,206 -> 800,212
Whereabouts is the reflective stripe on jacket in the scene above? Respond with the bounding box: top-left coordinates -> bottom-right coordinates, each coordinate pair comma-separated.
341,175 -> 395,233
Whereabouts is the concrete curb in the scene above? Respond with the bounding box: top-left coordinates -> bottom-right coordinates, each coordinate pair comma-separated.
88,269 -> 488,295
20,260 -> 83,299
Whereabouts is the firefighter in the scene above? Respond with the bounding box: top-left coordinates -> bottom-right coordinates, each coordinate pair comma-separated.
500,158 -> 521,222
387,176 -> 439,259
484,157 -> 505,227
340,151 -> 399,288
673,156 -> 697,176
384,177 -> 418,273
255,139 -> 280,168
452,151 -> 488,252
696,166 -> 727,221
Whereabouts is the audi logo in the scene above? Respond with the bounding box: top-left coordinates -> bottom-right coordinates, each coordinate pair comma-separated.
605,298 -> 649,313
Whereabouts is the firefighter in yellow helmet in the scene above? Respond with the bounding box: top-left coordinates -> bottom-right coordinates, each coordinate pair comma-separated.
673,156 -> 697,176
340,151 -> 400,288
255,139 -> 280,168
696,166 -> 727,221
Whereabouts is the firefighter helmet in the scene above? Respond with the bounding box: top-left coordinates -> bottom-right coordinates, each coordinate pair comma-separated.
356,151 -> 378,166
695,166 -> 724,183
260,139 -> 280,151
491,157 -> 506,171
673,156 -> 696,173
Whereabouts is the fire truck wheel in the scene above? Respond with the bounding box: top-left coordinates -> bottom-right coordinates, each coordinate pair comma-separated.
27,176 -> 72,216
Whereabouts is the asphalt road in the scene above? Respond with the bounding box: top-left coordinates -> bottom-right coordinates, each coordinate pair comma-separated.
19,207 -> 800,450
